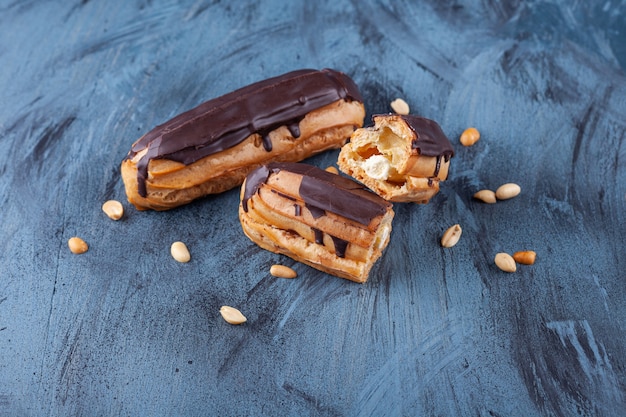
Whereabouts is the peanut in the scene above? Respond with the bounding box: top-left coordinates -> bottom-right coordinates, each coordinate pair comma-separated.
460,127 -> 480,146
513,250 -> 536,265
473,189 -> 497,204
495,183 -> 521,200
270,264 -> 297,279
440,224 -> 462,248
325,166 -> 339,174
102,200 -> 124,220
170,241 -> 191,263
495,253 -> 516,272
220,306 -> 247,325
68,237 -> 88,254
390,98 -> 410,115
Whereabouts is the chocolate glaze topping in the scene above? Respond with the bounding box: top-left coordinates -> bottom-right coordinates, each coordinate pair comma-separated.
381,114 -> 454,159
243,162 -> 391,226
313,228 -> 324,245
330,235 -> 349,258
243,162 -> 391,258
128,69 -> 362,197
242,164 -> 271,213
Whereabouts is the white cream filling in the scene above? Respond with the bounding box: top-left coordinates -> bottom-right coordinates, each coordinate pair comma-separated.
362,154 -> 391,180
375,223 -> 391,250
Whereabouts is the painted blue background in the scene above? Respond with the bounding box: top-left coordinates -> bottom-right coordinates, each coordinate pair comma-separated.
1,1 -> 625,416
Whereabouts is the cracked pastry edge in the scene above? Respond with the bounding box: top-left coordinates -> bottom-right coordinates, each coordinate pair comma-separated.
239,203 -> 393,283
337,114 -> 453,203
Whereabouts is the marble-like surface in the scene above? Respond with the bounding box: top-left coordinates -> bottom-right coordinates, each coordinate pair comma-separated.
1,1 -> 625,416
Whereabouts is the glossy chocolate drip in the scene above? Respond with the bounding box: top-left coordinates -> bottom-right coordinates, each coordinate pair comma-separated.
434,155 -> 442,177
128,69 -> 362,197
294,204 -> 301,216
261,134 -> 273,152
330,235 -> 349,258
242,165 -> 270,212
312,228 -> 348,258
287,122 -> 301,138
306,203 -> 325,219
313,228 -> 324,245
394,115 -> 454,159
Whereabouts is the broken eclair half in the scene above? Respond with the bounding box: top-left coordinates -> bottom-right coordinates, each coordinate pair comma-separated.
239,162 -> 394,283
338,114 -> 454,203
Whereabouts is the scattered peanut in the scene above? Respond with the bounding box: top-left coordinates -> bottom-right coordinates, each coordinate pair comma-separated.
68,237 -> 88,254
102,199 -> 124,220
460,127 -> 480,146
513,250 -> 536,265
170,241 -> 191,263
495,183 -> 521,200
473,189 -> 497,204
220,306 -> 247,325
390,98 -> 410,115
270,264 -> 298,279
325,166 -> 339,174
440,224 -> 462,248
495,253 -> 516,272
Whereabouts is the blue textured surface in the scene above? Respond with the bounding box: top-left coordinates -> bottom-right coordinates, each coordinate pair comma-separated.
1,1 -> 625,416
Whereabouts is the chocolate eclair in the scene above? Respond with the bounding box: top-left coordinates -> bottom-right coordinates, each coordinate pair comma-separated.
239,162 -> 394,283
121,69 -> 365,210
338,114 -> 454,203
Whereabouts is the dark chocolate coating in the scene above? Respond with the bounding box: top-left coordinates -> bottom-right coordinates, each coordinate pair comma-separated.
242,162 -> 391,226
127,69 -> 362,197
404,115 -> 454,159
